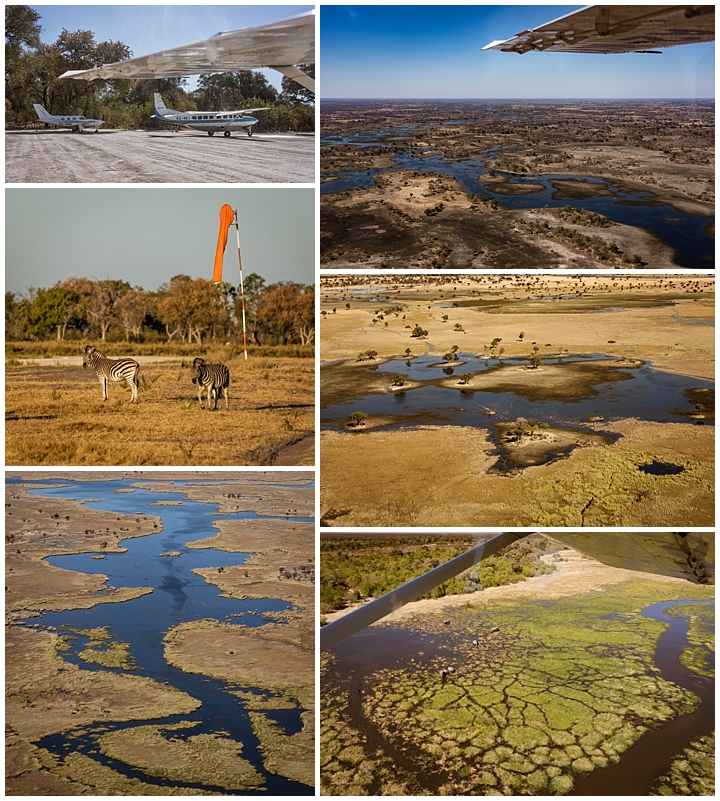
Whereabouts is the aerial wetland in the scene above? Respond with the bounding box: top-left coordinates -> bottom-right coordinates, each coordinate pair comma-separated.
320,567 -> 715,796
320,100 -> 714,270
5,472 -> 314,795
320,275 -> 714,527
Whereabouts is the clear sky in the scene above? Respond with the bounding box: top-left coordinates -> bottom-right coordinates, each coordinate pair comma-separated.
321,5 -> 715,99
30,5 -> 314,91
5,188 -> 315,295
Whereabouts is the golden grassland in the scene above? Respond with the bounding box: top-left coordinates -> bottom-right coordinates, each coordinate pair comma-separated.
6,355 -> 314,466
320,275 -> 714,527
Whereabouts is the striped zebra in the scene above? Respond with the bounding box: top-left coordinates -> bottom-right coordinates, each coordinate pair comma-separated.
191,357 -> 230,411
82,346 -> 140,403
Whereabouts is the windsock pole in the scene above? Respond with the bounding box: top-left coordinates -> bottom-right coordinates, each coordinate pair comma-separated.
234,209 -> 248,361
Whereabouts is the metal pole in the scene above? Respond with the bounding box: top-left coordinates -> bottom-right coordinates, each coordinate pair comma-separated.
234,209 -> 248,361
320,532 -> 528,651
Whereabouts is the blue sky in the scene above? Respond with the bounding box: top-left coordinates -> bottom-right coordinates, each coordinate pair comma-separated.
30,5 -> 314,91
6,188 -> 314,294
321,5 -> 715,99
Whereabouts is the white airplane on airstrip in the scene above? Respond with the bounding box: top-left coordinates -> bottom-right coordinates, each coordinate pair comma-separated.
153,93 -> 268,137
32,104 -> 104,133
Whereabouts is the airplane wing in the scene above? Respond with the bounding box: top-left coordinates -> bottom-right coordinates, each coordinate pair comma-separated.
547,532 -> 714,585
482,5 -> 715,54
60,12 -> 314,91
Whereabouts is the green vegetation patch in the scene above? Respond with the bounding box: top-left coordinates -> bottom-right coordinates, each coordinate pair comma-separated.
99,723 -> 264,791
248,710 -> 314,786
321,579 -> 713,795
31,747 -> 208,795
651,733 -> 714,796
75,626 -> 136,670
665,602 -> 715,677
321,534 -> 560,613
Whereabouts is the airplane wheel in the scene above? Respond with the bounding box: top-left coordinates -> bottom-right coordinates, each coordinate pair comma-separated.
248,128 -> 253,137
208,131 -> 214,136
224,130 -> 231,138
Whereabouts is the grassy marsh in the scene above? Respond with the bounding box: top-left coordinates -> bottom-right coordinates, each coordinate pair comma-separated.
321,580 -> 714,795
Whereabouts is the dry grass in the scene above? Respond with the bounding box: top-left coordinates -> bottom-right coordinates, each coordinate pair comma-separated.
6,356 -> 314,466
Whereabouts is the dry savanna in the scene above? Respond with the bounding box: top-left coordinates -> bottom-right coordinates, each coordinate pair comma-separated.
6,347 -> 313,466
320,274 -> 714,527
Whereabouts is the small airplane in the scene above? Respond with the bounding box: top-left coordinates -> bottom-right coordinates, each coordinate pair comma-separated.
32,104 -> 104,133
483,5 -> 715,54
153,93 -> 267,137
60,12 -> 315,93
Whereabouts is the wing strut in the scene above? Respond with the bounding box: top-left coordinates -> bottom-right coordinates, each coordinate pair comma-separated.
320,532 -> 528,651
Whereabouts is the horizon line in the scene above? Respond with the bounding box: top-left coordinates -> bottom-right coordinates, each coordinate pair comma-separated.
321,97 -> 715,102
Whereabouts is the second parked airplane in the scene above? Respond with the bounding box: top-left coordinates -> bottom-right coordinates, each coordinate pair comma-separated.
153,93 -> 268,137
33,104 -> 104,132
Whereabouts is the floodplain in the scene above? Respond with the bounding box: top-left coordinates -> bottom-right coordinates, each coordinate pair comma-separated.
5,351 -> 314,466
5,472 -> 315,795
321,100 -> 714,269
320,274 -> 714,527
5,129 -> 315,183
320,542 -> 715,796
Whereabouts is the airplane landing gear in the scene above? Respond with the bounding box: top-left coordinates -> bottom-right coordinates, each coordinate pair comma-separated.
247,127 -> 253,137
224,130 -> 231,138
208,131 -> 214,136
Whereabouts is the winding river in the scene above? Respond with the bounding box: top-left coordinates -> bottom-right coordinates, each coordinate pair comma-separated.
321,124 -> 714,269
8,477 -> 314,795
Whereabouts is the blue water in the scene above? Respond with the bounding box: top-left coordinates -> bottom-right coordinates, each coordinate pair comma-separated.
321,127 -> 714,268
322,354 -> 713,434
8,477 -> 314,795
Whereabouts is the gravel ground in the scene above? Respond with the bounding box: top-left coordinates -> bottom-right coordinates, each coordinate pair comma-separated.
6,129 -> 315,183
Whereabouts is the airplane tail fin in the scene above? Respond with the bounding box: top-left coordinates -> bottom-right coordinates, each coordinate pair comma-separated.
33,104 -> 52,121
153,93 -> 170,115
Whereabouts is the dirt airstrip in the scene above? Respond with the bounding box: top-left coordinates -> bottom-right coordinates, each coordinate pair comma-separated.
320,275 -> 714,527
5,129 -> 315,183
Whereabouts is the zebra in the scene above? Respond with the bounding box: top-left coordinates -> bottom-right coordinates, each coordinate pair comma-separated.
82,346 -> 140,403
191,357 -> 230,410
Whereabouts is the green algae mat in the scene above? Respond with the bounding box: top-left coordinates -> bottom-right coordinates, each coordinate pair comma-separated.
321,579 -> 714,795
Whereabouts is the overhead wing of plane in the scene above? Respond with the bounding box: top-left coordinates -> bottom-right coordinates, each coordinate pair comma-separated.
60,12 -> 314,92
482,5 -> 715,54
320,532 -> 714,651
548,532 -> 714,585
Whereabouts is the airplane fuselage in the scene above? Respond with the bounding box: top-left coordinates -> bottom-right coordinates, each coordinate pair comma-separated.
33,104 -> 104,132
154,110 -> 259,135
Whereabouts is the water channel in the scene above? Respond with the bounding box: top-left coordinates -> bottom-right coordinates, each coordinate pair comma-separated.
324,598 -> 714,795
322,353 -> 714,468
321,124 -> 714,269
8,476 -> 314,795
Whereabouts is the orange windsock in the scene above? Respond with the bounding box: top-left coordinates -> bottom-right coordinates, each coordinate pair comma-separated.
212,204 -> 236,283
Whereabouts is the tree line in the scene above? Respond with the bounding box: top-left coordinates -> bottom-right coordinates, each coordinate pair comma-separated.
6,274 -> 314,347
6,6 -> 314,132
